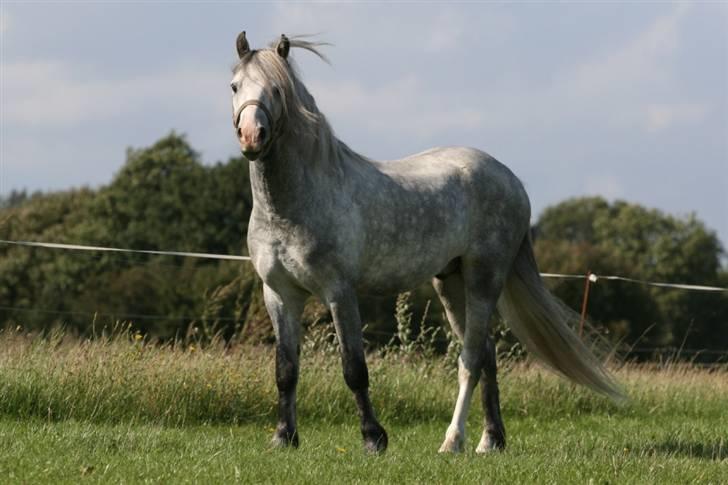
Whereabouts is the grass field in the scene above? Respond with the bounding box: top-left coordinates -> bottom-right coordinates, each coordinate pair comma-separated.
0,329 -> 726,484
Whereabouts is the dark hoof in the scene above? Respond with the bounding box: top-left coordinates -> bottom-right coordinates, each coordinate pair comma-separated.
362,422 -> 388,454
271,425 -> 299,448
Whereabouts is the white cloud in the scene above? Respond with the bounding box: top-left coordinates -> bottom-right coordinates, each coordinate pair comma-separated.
3,60 -> 227,126
645,103 -> 709,133
421,8 -> 514,54
311,75 -> 484,140
584,174 -> 624,200
266,3 -> 514,57
551,3 -> 695,132
293,4 -> 701,143
420,3 -> 703,137
0,8 -> 9,34
564,4 -> 688,99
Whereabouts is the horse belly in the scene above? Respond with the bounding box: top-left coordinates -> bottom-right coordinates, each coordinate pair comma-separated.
357,217 -> 467,295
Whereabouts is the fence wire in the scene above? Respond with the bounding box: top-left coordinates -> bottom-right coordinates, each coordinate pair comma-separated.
1,239 -> 727,360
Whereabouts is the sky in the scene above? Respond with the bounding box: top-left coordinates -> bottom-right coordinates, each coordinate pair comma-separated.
1,2 -> 727,246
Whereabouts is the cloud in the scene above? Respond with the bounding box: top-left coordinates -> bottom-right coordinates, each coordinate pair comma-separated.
424,3 -> 704,137
645,103 -> 709,133
3,60 -> 228,126
584,174 -> 624,200
420,8 -> 515,54
266,3 -> 514,56
551,3 -> 696,132
310,75 -> 484,140
564,4 -> 688,99
293,3 -> 702,144
0,8 -> 8,34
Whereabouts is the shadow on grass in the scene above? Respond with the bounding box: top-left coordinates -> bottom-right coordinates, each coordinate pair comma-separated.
641,439 -> 727,461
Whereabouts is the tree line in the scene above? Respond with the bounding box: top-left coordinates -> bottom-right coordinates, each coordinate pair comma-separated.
1,133 -> 726,359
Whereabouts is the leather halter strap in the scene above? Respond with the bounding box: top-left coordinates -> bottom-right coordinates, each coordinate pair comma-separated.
233,99 -> 278,137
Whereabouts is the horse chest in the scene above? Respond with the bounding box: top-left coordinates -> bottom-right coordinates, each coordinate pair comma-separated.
248,217 -> 349,294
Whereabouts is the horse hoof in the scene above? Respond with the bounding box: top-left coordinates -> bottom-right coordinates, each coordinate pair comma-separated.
438,430 -> 464,453
475,430 -> 505,454
438,441 -> 464,453
364,437 -> 387,454
270,427 -> 299,448
362,422 -> 388,454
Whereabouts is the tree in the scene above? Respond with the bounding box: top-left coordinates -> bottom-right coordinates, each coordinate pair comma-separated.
534,197 -> 727,355
0,133 -> 256,339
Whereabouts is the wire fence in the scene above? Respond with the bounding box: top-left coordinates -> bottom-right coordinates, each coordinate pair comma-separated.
1,239 -> 727,361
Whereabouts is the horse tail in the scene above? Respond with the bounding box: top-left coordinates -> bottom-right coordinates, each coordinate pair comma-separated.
497,234 -> 625,402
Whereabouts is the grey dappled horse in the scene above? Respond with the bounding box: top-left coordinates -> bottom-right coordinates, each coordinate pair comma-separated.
231,32 -> 624,454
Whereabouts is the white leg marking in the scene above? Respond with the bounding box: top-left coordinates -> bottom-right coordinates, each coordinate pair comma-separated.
475,429 -> 496,454
439,356 -> 478,453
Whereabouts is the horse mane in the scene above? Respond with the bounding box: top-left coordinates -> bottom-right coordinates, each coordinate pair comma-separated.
233,36 -> 370,167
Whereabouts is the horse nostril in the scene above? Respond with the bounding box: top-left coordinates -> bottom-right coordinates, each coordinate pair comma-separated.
258,126 -> 267,143
237,127 -> 242,139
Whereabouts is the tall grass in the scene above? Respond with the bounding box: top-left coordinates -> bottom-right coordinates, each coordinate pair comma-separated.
1,325 -> 726,428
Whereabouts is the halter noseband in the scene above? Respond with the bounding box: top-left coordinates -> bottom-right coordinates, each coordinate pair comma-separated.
233,99 -> 278,138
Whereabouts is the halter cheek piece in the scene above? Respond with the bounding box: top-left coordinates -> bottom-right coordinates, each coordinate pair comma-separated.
233,99 -> 280,155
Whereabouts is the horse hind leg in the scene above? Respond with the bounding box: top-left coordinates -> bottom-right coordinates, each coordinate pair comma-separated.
433,272 -> 467,452
433,264 -> 506,453
476,336 -> 506,452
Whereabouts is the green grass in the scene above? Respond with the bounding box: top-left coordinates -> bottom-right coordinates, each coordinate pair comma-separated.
0,329 -> 726,483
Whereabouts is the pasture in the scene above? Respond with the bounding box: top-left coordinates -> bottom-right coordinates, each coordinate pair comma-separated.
0,329 -> 726,484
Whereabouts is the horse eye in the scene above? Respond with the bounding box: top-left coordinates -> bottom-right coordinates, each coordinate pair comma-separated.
231,83 -> 238,94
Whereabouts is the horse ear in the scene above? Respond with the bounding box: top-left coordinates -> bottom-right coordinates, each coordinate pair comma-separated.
276,34 -> 290,59
236,31 -> 250,58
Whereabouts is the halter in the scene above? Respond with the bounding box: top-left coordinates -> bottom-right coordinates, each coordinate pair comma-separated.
233,99 -> 279,141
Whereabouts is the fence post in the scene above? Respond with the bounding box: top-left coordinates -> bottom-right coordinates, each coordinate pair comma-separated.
579,271 -> 592,338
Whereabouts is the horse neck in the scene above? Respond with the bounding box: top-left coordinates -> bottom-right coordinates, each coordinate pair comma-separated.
248,126 -> 354,219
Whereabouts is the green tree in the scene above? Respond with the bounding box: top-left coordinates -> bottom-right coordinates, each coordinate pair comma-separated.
0,133 -> 256,338
534,197 -> 727,355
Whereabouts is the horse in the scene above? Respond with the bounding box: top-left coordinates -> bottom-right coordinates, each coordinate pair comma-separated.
230,32 -> 624,454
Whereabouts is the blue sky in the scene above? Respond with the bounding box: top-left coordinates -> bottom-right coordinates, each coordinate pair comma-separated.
1,2 -> 726,246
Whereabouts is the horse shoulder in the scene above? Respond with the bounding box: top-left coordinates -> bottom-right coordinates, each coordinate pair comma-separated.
248,209 -> 363,295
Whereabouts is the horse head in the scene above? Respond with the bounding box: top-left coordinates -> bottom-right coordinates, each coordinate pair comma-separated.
231,32 -> 290,161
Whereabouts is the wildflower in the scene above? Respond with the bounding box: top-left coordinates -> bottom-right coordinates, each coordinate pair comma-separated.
133,333 -> 143,341
336,447 -> 347,453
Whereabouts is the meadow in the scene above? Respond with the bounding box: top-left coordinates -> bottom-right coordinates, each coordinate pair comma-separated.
0,328 -> 726,484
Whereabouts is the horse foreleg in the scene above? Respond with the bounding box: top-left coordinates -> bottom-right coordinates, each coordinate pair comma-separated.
263,283 -> 306,448
328,289 -> 388,453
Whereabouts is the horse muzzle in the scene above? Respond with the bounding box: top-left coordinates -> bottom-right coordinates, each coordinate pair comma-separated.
234,99 -> 276,161
242,148 -> 262,161
239,125 -> 269,161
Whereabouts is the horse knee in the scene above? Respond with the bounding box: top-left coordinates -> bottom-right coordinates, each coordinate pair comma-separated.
458,353 -> 483,385
482,337 -> 498,377
342,353 -> 369,391
276,344 -> 299,392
